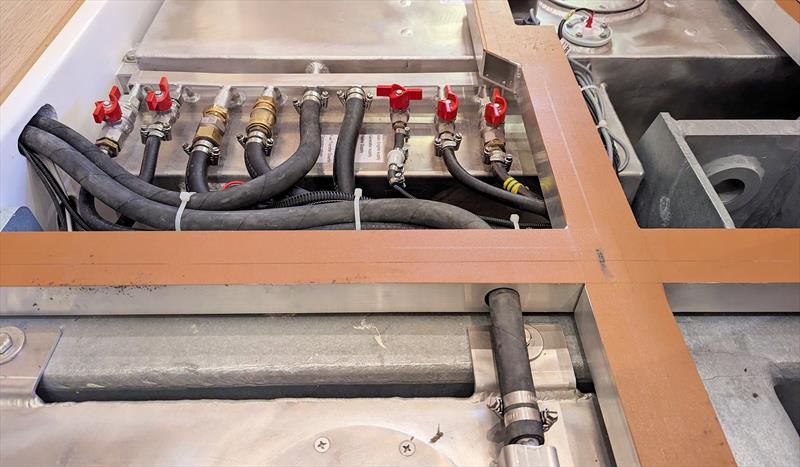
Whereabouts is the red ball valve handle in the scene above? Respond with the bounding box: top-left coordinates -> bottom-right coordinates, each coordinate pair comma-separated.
436,85 -> 459,122
146,76 -> 172,112
92,86 -> 122,124
376,84 -> 423,111
484,88 -> 507,126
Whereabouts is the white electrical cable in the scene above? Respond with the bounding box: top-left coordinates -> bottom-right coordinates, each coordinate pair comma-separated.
175,191 -> 195,231
65,209 -> 73,232
353,188 -> 363,231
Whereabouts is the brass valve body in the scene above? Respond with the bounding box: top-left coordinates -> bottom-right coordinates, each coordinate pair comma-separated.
246,96 -> 278,137
192,104 -> 229,148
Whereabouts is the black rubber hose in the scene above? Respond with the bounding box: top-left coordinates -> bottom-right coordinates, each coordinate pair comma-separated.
441,147 -> 548,217
117,135 -> 163,227
78,188 -> 132,231
486,288 -> 545,445
185,149 -> 211,193
393,132 -> 406,150
20,145 -> 90,231
28,102 -> 321,211
139,135 -> 162,183
490,162 -> 540,200
392,185 -> 550,229
273,190 -> 361,208
333,97 -> 366,194
19,125 -> 489,230
244,140 -> 269,178
244,141 -> 310,198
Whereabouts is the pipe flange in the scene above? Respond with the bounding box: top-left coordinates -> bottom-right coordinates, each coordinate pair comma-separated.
702,154 -> 764,211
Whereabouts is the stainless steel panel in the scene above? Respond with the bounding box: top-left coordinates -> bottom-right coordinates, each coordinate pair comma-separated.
0,283 -> 584,315
737,0 -> 800,64
114,84 -> 543,187
574,289 -> 640,467
528,1 -> 800,144
0,396 -> 610,466
535,0 -> 788,58
136,0 -> 476,73
665,283 -> 800,314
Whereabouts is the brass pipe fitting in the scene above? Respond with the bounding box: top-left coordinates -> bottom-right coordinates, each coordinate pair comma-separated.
246,95 -> 277,138
187,104 -> 229,165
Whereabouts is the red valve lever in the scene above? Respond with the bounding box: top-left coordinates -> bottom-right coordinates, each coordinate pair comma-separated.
436,85 -> 459,122
376,84 -> 423,111
484,88 -> 507,126
92,86 -> 122,124
146,76 -> 172,111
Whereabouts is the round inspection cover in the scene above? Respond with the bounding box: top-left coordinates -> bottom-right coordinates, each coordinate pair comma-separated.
540,0 -> 648,21
702,154 -> 764,211
561,16 -> 612,50
0,326 -> 25,365
525,325 -> 544,361
279,426 -> 452,466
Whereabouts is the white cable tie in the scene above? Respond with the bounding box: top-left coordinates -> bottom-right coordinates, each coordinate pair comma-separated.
580,84 -> 599,93
510,214 -> 520,230
175,191 -> 195,231
353,188 -> 363,231
596,119 -> 608,129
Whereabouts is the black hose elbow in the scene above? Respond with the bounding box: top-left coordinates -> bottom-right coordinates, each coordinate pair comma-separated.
185,149 -> 211,193
486,287 -> 545,446
441,147 -> 548,217
333,88 -> 368,194
244,141 -> 270,178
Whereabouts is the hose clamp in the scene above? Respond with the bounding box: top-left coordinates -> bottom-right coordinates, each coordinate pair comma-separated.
503,390 -> 536,407
485,148 -> 513,170
336,87 -> 373,110
503,406 -> 542,426
140,123 -> 170,143
433,132 -> 462,157
236,130 -> 274,151
293,89 -> 329,113
182,139 -> 220,165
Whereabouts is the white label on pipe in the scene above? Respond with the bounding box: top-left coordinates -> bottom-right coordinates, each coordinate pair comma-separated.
319,134 -> 385,164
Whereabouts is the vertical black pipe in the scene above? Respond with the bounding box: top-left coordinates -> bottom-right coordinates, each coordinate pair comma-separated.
185,149 -> 211,193
333,97 -> 366,194
486,287 -> 545,445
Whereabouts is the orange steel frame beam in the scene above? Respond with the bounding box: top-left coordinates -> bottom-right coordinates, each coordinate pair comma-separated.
1,1 -> 798,465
